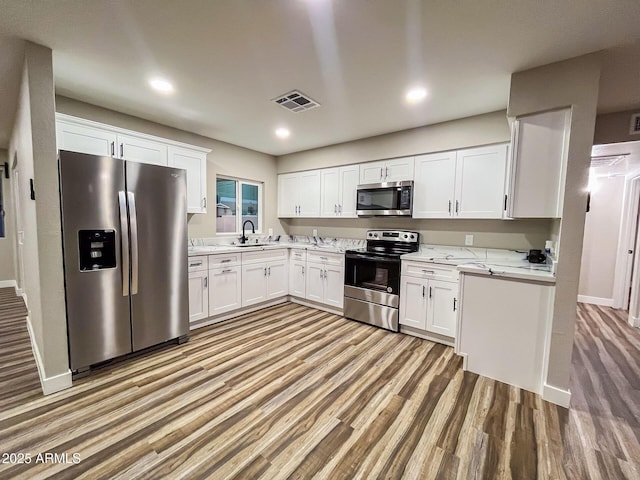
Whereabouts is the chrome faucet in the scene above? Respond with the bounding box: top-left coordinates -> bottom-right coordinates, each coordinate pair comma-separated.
240,220 -> 255,244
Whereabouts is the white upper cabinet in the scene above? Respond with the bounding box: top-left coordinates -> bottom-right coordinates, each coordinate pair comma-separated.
413,144 -> 508,219
118,134 -> 168,166
320,165 -> 359,217
455,144 -> 509,219
55,114 -> 211,214
413,151 -> 457,218
277,171 -> 321,217
359,157 -> 414,184
56,121 -> 117,157
507,109 -> 570,218
168,146 -> 208,214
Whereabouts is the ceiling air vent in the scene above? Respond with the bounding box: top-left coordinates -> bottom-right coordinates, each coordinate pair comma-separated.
272,90 -> 320,113
590,154 -> 628,168
630,113 -> 640,135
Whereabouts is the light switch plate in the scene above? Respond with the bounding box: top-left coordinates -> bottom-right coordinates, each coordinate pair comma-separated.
465,234 -> 474,246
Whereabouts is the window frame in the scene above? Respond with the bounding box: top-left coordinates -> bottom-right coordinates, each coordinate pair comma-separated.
215,175 -> 263,235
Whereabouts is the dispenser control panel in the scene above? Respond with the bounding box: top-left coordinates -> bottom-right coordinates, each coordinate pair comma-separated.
78,230 -> 116,271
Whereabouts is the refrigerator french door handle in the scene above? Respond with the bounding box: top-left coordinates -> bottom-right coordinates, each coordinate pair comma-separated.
128,191 -> 140,295
118,191 -> 130,297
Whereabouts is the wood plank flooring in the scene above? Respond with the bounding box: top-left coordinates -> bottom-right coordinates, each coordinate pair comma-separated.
0,287 -> 639,479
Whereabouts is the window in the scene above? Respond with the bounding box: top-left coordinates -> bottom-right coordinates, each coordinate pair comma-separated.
216,177 -> 262,234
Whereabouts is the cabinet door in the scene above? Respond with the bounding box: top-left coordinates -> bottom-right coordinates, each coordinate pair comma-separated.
413,152 -> 456,218
339,165 -> 360,217
298,171 -> 321,217
359,160 -> 386,184
168,146 -> 207,214
324,265 -> 345,308
426,280 -> 457,337
188,270 -> 208,323
56,121 -> 117,157
118,133 -> 168,166
509,109 -> 569,218
289,260 -> 306,298
320,168 -> 340,217
266,261 -> 288,299
305,263 -> 325,303
454,144 -> 508,219
278,173 -> 299,217
242,263 -> 267,307
385,157 -> 414,182
209,266 -> 241,316
399,277 -> 428,329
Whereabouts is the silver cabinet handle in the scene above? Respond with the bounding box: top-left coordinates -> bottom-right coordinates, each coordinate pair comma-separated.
268,266 -> 271,276
339,204 -> 342,214
190,261 -> 203,267
422,285 -> 425,297
222,269 -> 232,273
380,167 -> 383,179
221,259 -> 232,263
320,256 -> 328,261
118,191 -> 129,297
111,141 -> 115,156
203,197 -> 207,209
320,269 -> 323,278
302,266 -> 305,275
120,143 -> 124,158
448,200 -> 452,214
422,269 -> 435,274
455,200 -> 459,214
127,191 -> 139,295
429,286 -> 432,298
204,276 -> 208,288
334,204 -> 338,214
385,166 -> 389,179
453,298 -> 457,311
264,267 -> 267,277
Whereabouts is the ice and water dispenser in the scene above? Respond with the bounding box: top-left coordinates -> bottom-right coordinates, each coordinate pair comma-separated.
78,230 -> 117,271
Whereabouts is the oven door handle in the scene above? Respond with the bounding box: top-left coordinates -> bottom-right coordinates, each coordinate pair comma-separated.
345,253 -> 400,263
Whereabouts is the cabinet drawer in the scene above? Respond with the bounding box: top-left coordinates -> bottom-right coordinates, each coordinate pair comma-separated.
242,248 -> 288,264
306,251 -> 344,266
208,253 -> 241,267
188,256 -> 208,272
402,261 -> 458,281
289,249 -> 307,261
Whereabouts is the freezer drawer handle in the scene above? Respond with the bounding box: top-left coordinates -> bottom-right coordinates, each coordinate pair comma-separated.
128,192 -> 139,295
118,191 -> 130,297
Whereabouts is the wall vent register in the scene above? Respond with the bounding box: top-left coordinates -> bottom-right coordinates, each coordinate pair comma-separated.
272,90 -> 320,113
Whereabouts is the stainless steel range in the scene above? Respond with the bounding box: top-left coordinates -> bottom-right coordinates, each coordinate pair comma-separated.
344,230 -> 419,332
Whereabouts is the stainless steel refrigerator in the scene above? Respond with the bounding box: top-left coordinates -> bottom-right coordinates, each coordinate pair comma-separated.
59,150 -> 189,375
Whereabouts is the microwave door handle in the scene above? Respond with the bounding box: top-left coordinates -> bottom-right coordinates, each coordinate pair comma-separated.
118,191 -> 130,297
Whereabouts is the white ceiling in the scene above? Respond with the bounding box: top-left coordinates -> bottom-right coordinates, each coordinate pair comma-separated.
1,1 -> 640,155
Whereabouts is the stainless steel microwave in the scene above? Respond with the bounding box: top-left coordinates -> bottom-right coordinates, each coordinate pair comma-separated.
356,181 -> 413,217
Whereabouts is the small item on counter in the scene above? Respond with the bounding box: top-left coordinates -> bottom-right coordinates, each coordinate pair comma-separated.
544,240 -> 553,256
527,249 -> 546,264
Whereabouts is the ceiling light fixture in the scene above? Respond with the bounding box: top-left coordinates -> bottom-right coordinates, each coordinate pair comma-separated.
405,87 -> 428,104
275,127 -> 291,139
149,77 -> 175,94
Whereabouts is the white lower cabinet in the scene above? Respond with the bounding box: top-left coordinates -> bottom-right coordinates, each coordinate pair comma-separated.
305,261 -> 344,308
188,270 -> 209,323
242,259 -> 288,307
266,261 -> 288,299
400,262 -> 458,341
208,265 -> 241,316
289,260 -> 306,298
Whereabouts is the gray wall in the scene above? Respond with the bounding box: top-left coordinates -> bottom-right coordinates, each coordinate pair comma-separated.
9,42 -> 69,379
594,109 -> 640,145
278,110 -> 550,251
55,96 -> 283,239
508,53 -> 601,395
0,149 -> 15,282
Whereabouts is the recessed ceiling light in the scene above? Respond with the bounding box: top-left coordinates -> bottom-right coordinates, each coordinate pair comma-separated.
275,127 -> 291,139
149,77 -> 175,94
405,87 -> 428,104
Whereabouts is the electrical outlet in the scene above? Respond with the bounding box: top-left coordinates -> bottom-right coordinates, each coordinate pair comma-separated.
312,229 -> 318,237
465,234 -> 474,246
268,228 -> 273,237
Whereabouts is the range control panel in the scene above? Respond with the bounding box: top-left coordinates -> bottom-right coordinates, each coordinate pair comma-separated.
366,230 -> 419,243
78,229 -> 117,271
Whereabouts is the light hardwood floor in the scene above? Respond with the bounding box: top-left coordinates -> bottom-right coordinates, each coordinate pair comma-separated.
0,287 -> 639,479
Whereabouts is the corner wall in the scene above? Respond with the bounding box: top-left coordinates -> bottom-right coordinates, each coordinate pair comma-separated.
508,53 -> 601,405
8,42 -> 70,394
594,109 -> 640,144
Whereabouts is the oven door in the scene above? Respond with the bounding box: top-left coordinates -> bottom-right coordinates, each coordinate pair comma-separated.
356,181 -> 413,216
344,252 -> 400,304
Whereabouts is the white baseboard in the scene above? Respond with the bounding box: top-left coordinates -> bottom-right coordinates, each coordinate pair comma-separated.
26,316 -> 72,396
190,297 -> 290,330
542,383 -> 571,408
0,279 -> 17,289
577,295 -> 614,307
399,325 -> 455,347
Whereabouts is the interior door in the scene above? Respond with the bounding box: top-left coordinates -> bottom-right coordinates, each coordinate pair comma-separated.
11,164 -> 25,294
127,161 -> 189,351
